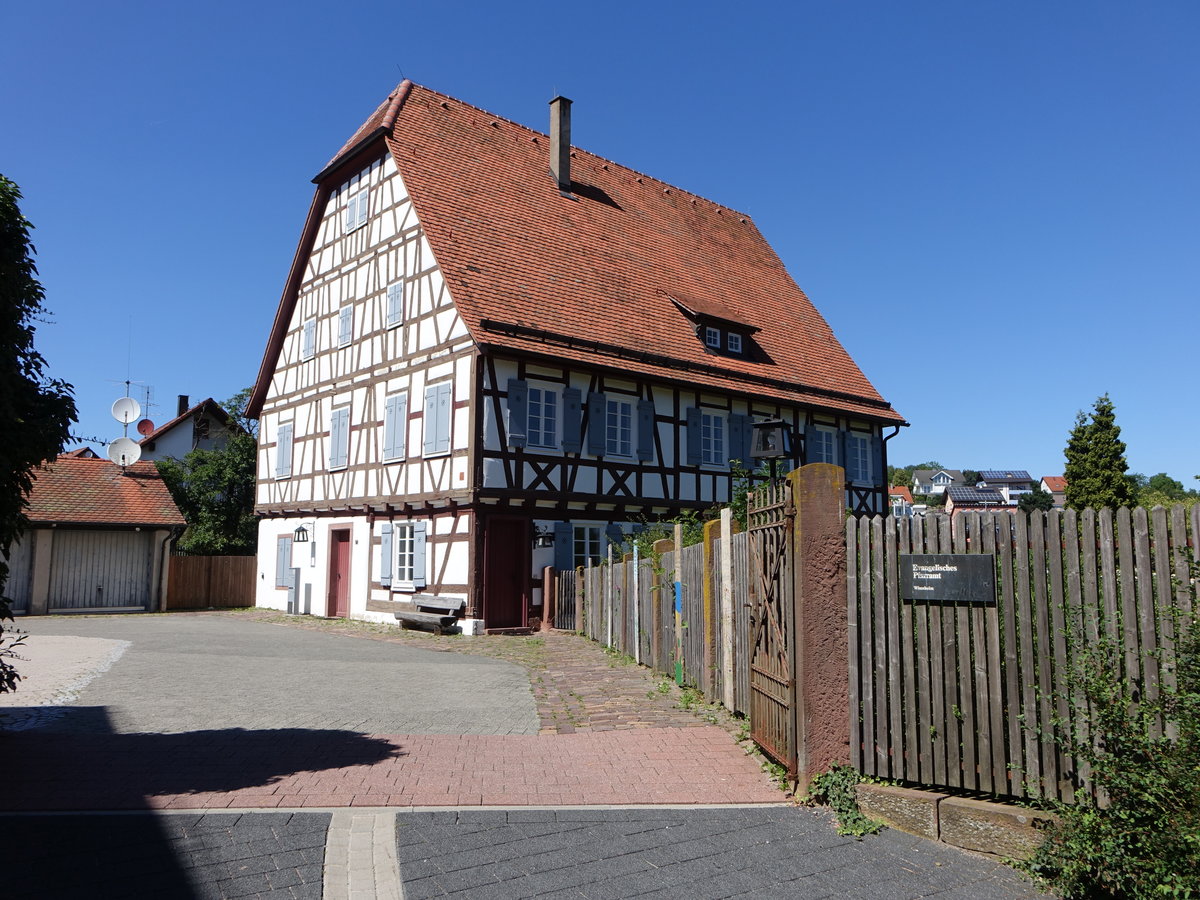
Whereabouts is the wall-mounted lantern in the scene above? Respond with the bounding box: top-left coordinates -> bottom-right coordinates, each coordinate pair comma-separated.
750,418 -> 793,481
293,523 -> 311,543
531,525 -> 555,549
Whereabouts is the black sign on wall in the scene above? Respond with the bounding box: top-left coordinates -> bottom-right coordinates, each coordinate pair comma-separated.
900,554 -> 996,605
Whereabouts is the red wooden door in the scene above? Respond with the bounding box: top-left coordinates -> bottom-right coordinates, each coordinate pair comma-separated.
327,529 -> 351,618
484,517 -> 528,629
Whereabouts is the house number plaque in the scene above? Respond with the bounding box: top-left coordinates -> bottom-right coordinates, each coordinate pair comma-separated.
900,554 -> 996,605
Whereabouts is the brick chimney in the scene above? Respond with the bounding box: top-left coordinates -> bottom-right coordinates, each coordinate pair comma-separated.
177,394 -> 189,416
549,96 -> 572,193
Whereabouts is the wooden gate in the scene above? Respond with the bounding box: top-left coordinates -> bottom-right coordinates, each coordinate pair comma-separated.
747,480 -> 797,778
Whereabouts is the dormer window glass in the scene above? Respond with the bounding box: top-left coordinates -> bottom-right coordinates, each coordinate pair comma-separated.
727,333 -> 743,354
705,327 -> 721,349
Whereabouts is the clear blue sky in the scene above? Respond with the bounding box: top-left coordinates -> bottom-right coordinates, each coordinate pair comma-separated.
5,1 -> 1197,485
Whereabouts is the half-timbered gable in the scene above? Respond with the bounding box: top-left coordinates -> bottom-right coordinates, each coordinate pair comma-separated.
249,82 -> 903,632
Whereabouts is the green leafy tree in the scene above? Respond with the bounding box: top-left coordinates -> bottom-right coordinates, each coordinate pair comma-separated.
155,389 -> 257,555
1018,484 -> 1055,513
1064,394 -> 1134,511
888,460 -> 943,490
0,176 -> 77,692
1146,472 -> 1186,501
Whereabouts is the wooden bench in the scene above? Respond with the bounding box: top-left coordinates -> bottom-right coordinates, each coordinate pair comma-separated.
394,595 -> 465,635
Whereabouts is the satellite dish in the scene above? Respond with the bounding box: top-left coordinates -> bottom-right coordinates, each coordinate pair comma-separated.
107,437 -> 142,467
112,397 -> 142,425
136,418 -> 155,436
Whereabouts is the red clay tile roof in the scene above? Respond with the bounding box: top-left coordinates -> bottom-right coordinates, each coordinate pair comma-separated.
23,457 -> 185,527
1041,475 -> 1067,492
251,82 -> 903,422
889,486 -> 914,503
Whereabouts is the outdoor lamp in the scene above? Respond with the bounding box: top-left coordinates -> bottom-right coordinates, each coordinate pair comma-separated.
532,526 -> 555,549
750,418 -> 792,460
293,524 -> 311,543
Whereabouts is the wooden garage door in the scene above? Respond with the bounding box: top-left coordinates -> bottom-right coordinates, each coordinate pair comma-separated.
2,537 -> 33,614
49,530 -> 154,611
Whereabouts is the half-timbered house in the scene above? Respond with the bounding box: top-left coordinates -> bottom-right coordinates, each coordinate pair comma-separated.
247,82 -> 904,632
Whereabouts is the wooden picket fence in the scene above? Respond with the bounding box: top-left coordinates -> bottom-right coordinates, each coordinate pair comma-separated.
848,505 -> 1199,803
166,555 -> 257,610
555,529 -> 754,715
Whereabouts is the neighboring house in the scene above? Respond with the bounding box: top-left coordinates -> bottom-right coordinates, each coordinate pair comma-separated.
944,485 -> 1009,516
138,395 -> 245,462
912,469 -> 963,497
1040,475 -> 1067,508
976,470 -> 1035,504
2,456 -> 185,615
889,485 -> 914,518
246,82 -> 904,632
63,447 -> 100,459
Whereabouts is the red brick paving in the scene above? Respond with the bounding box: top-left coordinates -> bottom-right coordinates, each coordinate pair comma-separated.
1,727 -> 783,811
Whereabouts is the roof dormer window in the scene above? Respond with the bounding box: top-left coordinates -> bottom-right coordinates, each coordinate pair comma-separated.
665,291 -> 758,361
705,326 -> 721,349
727,333 -> 743,354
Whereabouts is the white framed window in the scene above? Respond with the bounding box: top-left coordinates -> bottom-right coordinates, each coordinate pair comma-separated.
700,412 -> 726,466
809,426 -> 836,464
386,282 -> 404,329
275,422 -> 293,479
573,525 -> 603,568
727,333 -> 743,354
423,382 -> 452,457
343,174 -> 369,233
328,406 -> 351,470
606,398 -> 633,457
301,317 -> 316,360
528,386 -> 558,448
705,326 -> 721,349
383,393 -> 408,462
337,306 -> 353,347
845,433 -> 870,483
393,521 -> 427,590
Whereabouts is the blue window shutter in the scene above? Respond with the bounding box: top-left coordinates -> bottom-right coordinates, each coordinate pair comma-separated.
355,187 -> 368,228
729,414 -> 748,467
380,523 -> 393,587
506,379 -> 528,448
394,394 -> 408,459
386,282 -> 404,327
605,524 -> 624,554
423,387 -> 438,455
276,423 -> 292,477
383,395 -> 400,460
275,537 -> 291,588
685,408 -> 702,466
553,522 -> 574,571
330,408 -> 350,468
343,192 -> 355,233
302,318 -> 315,359
636,400 -> 655,461
436,383 -> 452,454
586,392 -> 606,455
561,388 -> 582,452
871,435 -> 883,485
338,306 -> 352,345
412,521 -> 427,589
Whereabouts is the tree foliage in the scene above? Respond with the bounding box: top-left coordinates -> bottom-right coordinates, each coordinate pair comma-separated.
887,460 -> 943,490
155,389 -> 257,556
0,175 -> 77,692
1018,484 -> 1056,513
1063,394 -> 1134,511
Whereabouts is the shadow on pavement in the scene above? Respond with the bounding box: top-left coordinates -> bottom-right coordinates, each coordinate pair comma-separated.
1,706 -> 404,811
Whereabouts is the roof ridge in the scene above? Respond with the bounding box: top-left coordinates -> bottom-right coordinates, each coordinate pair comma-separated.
403,83 -> 757,221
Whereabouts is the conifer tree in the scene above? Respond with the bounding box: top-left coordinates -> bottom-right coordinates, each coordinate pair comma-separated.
1063,394 -> 1133,510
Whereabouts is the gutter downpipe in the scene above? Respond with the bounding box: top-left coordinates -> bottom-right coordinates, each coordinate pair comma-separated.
157,526 -> 183,612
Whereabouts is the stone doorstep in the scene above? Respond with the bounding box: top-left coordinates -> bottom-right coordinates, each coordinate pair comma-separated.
856,784 -> 1059,861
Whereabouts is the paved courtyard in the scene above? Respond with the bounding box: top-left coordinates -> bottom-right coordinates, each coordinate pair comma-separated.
0,612 -> 1048,898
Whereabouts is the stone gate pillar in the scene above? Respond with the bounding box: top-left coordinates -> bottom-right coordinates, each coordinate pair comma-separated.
790,462 -> 849,791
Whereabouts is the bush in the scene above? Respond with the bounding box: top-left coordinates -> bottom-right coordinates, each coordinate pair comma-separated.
1025,615 -> 1200,897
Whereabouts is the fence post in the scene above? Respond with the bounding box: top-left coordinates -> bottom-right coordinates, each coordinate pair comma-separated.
652,538 -> 672,671
673,523 -> 684,684
702,518 -> 721,699
720,507 -> 735,711
791,462 -> 849,792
